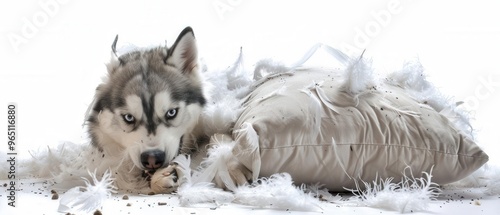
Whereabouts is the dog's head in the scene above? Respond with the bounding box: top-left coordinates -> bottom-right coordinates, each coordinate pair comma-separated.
86,27 -> 205,172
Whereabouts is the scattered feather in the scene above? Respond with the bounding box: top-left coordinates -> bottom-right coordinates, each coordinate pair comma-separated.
253,59 -> 291,80
196,136 -> 238,190
177,182 -> 235,207
386,59 -> 474,139
289,43 -> 349,68
234,173 -> 322,212
9,42 -> 499,214
58,170 -> 115,213
346,167 -> 441,213
305,183 -> 342,202
200,48 -> 250,137
342,51 -> 377,97
175,154 -> 235,206
233,122 -> 261,180
447,164 -> 500,195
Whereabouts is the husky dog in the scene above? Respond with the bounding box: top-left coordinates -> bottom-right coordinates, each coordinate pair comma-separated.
86,27 -> 206,193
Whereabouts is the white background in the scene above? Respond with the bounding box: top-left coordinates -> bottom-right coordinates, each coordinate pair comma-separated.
0,0 -> 499,165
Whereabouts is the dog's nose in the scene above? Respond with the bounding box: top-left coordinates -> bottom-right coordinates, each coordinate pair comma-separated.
140,150 -> 165,170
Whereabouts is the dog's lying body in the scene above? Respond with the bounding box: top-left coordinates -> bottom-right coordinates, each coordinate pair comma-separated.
86,27 -> 234,193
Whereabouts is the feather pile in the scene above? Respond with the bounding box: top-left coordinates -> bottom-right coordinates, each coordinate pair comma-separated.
175,153 -> 323,211
175,155 -> 235,207
346,167 -> 441,213
445,163 -> 500,195
200,48 -> 252,137
234,173 -> 322,211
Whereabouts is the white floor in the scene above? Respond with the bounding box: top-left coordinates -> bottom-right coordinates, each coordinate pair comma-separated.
1,1 -> 500,214
1,178 -> 499,215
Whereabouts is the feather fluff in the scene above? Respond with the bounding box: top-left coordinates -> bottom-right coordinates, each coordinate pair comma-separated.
386,60 -> 474,139
233,173 -> 322,211
58,170 -> 115,213
346,167 -> 441,213
193,136 -> 238,190
177,182 -> 235,207
484,165 -> 500,195
200,48 -> 251,137
446,164 -> 500,195
175,154 -> 235,207
305,183 -> 343,202
342,51 -> 377,97
253,59 -> 291,80
289,43 -> 349,68
233,122 -> 261,180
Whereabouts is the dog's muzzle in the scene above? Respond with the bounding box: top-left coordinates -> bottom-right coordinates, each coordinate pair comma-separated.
140,149 -> 165,170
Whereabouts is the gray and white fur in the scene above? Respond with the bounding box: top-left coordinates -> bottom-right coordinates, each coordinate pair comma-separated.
85,27 -> 206,193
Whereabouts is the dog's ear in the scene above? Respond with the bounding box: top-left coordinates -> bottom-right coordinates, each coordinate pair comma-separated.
106,34 -> 124,75
166,27 -> 198,75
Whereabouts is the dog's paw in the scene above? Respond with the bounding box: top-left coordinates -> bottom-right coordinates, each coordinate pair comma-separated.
215,158 -> 253,190
208,133 -> 254,190
228,159 -> 253,186
150,164 -> 184,194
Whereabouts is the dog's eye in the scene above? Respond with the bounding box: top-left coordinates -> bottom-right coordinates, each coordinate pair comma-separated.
123,114 -> 135,124
165,108 -> 178,120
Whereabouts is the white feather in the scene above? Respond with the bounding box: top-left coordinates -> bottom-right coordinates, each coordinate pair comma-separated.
346,167 -> 441,213
485,169 -> 500,195
234,173 -> 322,211
446,164 -> 500,195
233,122 -> 261,180
305,183 -> 343,202
289,43 -> 349,69
171,155 -> 192,184
193,137 -> 237,190
386,60 -> 474,139
174,154 -> 235,207
177,182 -> 235,207
253,59 -> 291,80
58,170 -> 116,213
342,51 -> 377,97
200,48 -> 251,137
226,47 -> 252,91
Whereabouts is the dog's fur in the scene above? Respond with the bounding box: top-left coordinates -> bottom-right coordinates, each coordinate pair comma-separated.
86,27 -> 213,193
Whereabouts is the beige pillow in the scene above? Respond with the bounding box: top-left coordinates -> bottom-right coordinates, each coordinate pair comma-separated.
231,68 -> 489,191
